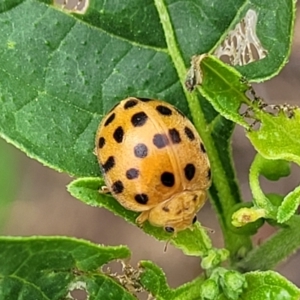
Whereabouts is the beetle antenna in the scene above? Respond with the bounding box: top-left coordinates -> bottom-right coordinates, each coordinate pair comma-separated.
163,239 -> 171,252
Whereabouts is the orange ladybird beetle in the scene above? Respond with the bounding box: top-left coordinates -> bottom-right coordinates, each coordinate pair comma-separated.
95,97 -> 211,234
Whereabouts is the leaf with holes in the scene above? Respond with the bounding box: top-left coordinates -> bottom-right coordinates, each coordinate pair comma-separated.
0,0 -> 295,176
196,55 -> 251,128
0,236 -> 134,300
247,110 -> 300,165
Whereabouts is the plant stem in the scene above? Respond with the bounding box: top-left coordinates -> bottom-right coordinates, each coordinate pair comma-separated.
154,0 -> 252,262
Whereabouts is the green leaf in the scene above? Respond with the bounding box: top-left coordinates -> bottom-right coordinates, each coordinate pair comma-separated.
68,177 -> 230,260
0,0 -> 183,177
232,1 -> 295,81
277,186 -> 300,223
166,0 -> 295,81
197,55 -> 250,128
247,153 -> 299,223
139,260 -> 206,300
75,1 -> 167,48
242,271 -> 300,300
255,157 -> 291,181
200,268 -> 247,300
201,249 -> 230,270
0,236 -> 134,300
237,216 -> 300,272
139,261 -> 173,299
247,110 -> 300,165
0,0 -> 295,176
221,270 -> 246,299
83,275 -> 135,300
200,279 -> 219,300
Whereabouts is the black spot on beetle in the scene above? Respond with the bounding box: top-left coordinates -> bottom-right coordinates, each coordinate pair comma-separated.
98,137 -> 105,148
104,113 -> 116,126
134,143 -> 148,158
131,112 -> 148,127
162,206 -> 170,212
102,156 -> 115,172
184,126 -> 195,141
169,128 -> 181,144
161,172 -> 175,187
111,180 -> 124,194
184,163 -> 196,181
156,105 -> 172,116
200,142 -> 206,153
153,134 -> 169,149
113,126 -> 124,143
124,99 -> 138,109
126,168 -> 139,179
135,193 -> 149,204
